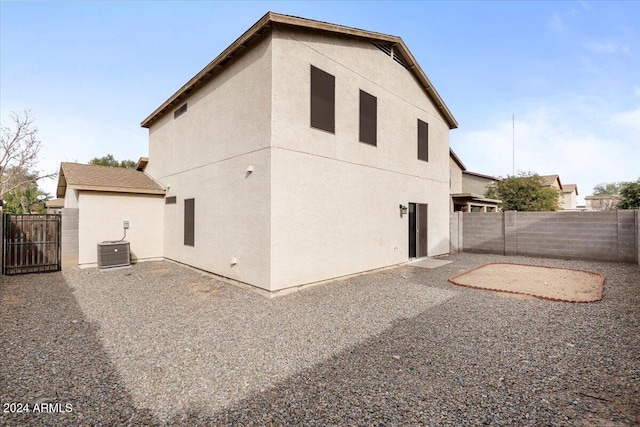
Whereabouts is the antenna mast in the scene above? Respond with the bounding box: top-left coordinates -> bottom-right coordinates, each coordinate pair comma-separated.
512,113 -> 515,176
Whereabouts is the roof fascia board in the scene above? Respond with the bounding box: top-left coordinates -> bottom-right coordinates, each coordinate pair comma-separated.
68,184 -> 166,195
462,170 -> 500,181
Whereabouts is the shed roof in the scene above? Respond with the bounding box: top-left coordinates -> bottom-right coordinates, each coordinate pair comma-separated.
56,162 -> 165,197
141,11 -> 458,130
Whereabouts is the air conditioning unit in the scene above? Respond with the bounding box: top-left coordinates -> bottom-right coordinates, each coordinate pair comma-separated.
97,241 -> 130,269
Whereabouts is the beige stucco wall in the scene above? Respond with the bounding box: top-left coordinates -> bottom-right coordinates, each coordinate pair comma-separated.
269,26 -> 451,290
145,34 -> 273,289
462,173 -> 494,196
145,27 -> 453,291
450,157 -> 463,194
77,192 -> 164,266
64,188 -> 79,208
561,191 -> 576,209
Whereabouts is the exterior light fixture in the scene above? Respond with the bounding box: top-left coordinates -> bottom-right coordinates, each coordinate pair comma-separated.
399,204 -> 408,216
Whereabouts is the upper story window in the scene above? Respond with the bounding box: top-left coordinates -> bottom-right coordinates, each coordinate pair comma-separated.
417,119 -> 429,162
174,103 -> 187,119
310,65 -> 335,133
359,90 -> 377,146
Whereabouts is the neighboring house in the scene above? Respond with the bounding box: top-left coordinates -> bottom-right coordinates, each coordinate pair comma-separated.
449,149 -> 501,212
560,184 -> 579,210
539,175 -> 581,210
45,198 -> 64,214
585,194 -> 620,211
139,12 -> 458,293
539,174 -> 562,191
54,162 -> 165,267
539,174 -> 565,209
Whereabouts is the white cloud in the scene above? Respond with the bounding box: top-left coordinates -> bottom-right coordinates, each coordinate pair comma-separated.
451,106 -> 640,204
607,109 -> 640,133
585,41 -> 630,54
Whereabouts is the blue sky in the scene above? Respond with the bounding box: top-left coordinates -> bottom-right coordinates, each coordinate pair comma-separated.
1,1 -> 638,203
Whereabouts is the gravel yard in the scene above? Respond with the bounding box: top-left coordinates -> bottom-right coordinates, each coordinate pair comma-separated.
1,253 -> 639,426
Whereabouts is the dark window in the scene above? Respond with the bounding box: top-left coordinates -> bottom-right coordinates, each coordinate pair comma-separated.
359,90 -> 377,146
165,196 -> 177,205
417,119 -> 429,162
310,65 -> 335,133
184,198 -> 195,246
174,103 -> 187,119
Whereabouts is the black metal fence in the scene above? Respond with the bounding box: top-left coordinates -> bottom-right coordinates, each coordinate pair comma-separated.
2,214 -> 61,275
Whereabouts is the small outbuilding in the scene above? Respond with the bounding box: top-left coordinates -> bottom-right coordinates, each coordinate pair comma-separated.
55,162 -> 165,267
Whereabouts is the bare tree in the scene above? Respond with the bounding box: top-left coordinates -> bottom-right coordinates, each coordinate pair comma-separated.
1,110 -> 57,198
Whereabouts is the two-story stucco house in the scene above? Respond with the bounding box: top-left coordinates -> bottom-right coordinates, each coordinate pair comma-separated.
138,12 -> 458,293
53,12 -> 457,294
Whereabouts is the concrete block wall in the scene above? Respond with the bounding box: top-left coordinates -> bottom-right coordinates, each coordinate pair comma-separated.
515,211 -> 619,261
452,210 -> 639,264
636,209 -> 640,265
617,210 -> 637,263
450,212 -> 463,253
61,208 -> 79,269
461,212 -> 504,255
637,210 -> 640,265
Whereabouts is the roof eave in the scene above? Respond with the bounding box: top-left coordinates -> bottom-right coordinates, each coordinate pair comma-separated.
56,164 -> 67,198
449,148 -> 466,170
68,184 -> 166,195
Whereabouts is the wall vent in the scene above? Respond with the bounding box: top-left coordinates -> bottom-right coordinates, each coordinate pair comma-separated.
372,43 -> 408,69
392,52 -> 408,68
373,43 -> 392,56
97,241 -> 131,269
174,103 -> 187,119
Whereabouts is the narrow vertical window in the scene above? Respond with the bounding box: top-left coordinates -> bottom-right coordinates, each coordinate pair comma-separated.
359,90 -> 377,146
417,119 -> 429,162
184,198 -> 195,246
310,65 -> 335,133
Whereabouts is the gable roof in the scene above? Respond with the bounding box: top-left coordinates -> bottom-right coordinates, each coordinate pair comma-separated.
56,162 -> 165,197
449,148 -> 466,171
141,11 -> 458,130
539,174 -> 562,189
561,183 -> 578,195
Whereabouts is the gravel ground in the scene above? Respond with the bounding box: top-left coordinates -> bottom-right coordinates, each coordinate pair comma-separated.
1,253 -> 638,426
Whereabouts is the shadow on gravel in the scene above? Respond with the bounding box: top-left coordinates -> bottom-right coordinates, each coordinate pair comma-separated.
164,263 -> 639,426
0,272 -> 156,426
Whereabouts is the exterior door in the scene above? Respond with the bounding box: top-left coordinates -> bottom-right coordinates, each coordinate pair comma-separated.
408,203 -> 416,258
408,203 -> 428,258
418,203 -> 428,257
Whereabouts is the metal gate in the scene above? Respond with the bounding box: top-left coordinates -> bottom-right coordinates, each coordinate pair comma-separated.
2,213 -> 61,275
